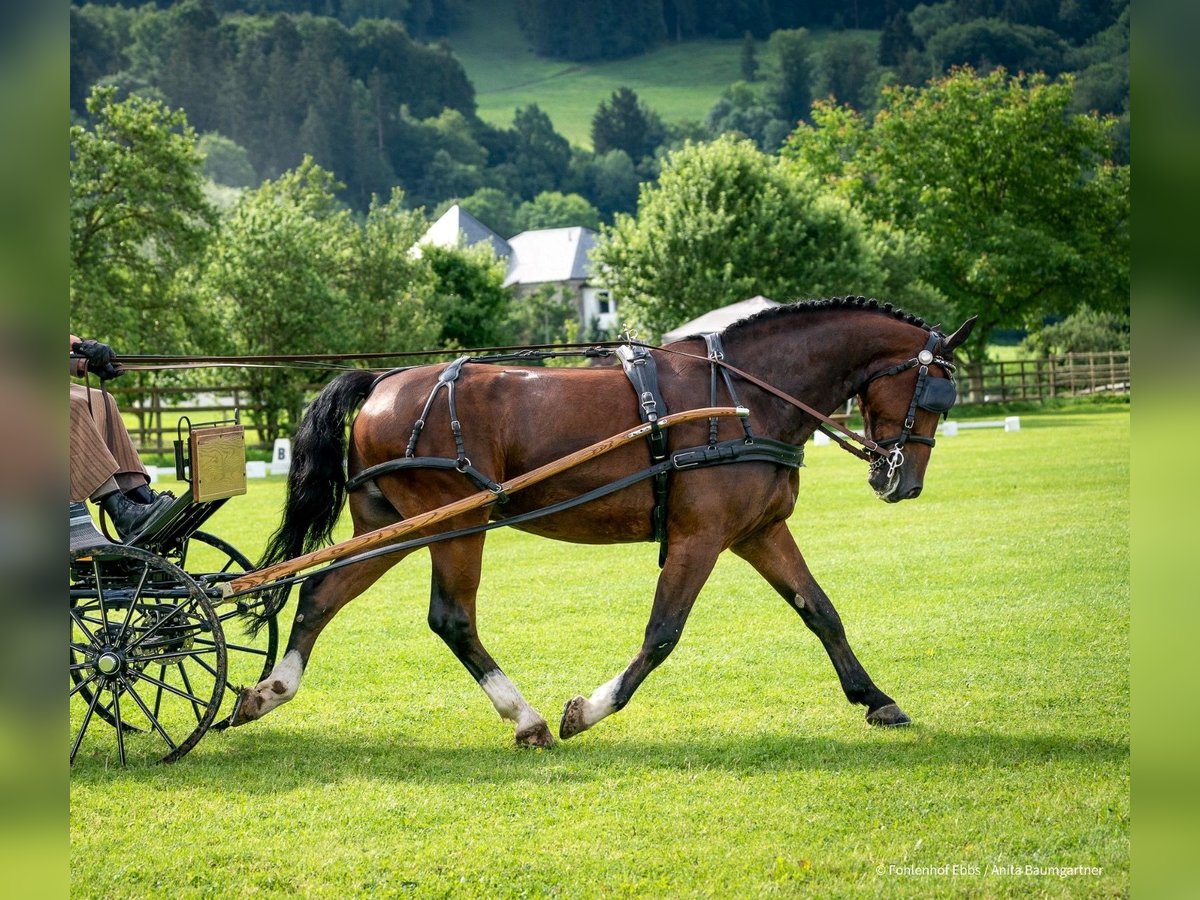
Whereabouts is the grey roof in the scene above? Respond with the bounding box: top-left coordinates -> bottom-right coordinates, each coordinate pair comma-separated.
661,296 -> 781,344
419,204 -> 511,257
503,227 -> 597,288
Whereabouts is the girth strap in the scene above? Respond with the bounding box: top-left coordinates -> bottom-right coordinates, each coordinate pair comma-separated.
617,344 -> 671,565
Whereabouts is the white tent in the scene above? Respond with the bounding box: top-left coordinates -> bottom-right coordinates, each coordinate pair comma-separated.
661,296 -> 781,344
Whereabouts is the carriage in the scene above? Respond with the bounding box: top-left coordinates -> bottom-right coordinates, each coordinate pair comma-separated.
70,299 -> 975,765
70,416 -> 279,764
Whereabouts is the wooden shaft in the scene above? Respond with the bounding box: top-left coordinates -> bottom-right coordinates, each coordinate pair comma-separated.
225,406 -> 748,594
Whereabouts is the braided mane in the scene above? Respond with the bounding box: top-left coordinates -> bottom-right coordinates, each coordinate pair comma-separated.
722,296 -> 930,336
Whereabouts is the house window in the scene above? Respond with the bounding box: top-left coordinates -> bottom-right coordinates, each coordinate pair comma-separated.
597,291 -> 612,315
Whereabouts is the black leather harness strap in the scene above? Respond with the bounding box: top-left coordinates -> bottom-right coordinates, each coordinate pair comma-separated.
258,434 -> 803,598
703,334 -> 754,445
617,343 -> 672,565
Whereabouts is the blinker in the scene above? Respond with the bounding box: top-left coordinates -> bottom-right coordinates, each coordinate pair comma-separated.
917,377 -> 957,413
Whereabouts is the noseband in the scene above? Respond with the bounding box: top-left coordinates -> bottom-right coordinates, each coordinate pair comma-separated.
859,330 -> 958,480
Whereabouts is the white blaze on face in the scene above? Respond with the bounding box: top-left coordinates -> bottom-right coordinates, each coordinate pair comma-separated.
579,674 -> 623,728
479,670 -> 546,733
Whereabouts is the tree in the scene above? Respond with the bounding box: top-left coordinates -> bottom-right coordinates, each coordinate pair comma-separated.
812,31 -> 882,112
422,244 -> 513,348
71,86 -> 218,353
198,132 -> 257,187
1021,306 -> 1129,356
590,87 -> 664,161
783,68 -> 1130,359
592,136 -> 887,340
767,28 -> 813,125
344,187 -> 444,355
740,30 -> 759,81
507,104 -> 572,200
514,191 -> 601,232
196,157 -> 355,441
438,187 -> 519,238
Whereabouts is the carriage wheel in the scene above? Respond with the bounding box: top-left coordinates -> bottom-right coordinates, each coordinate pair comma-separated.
70,545 -> 227,765
176,531 -> 279,725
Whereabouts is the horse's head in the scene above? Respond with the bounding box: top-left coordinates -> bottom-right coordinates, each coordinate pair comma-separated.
858,316 -> 976,502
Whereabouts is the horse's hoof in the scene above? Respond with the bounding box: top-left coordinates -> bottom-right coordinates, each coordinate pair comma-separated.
516,721 -> 554,749
559,695 -> 588,740
866,702 -> 912,727
226,687 -> 259,727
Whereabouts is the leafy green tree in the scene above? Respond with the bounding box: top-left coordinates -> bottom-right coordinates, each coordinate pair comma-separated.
926,19 -> 1067,76
767,28 -> 813,124
198,132 -> 258,187
704,81 -> 791,151
593,136 -> 886,340
345,188 -> 444,355
584,149 -> 641,219
812,31 -> 882,112
422,244 -> 513,348
196,157 -> 354,440
71,86 -> 218,353
591,87 -> 664,161
783,68 -> 1129,359
507,104 -> 572,200
506,285 -> 577,347
514,192 -> 601,232
1021,306 -> 1129,356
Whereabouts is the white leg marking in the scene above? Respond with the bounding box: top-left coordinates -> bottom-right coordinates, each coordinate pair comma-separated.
479,671 -> 546,733
251,649 -> 305,714
580,674 -> 623,728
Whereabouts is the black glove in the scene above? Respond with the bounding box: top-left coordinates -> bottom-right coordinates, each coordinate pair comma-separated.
72,339 -> 124,381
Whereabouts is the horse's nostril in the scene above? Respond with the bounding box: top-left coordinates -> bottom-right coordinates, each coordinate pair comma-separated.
905,485 -> 923,500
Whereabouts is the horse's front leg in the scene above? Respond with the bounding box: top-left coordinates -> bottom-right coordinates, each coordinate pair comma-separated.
229,553 -> 402,726
560,540 -> 720,739
733,520 -> 910,726
427,533 -> 554,748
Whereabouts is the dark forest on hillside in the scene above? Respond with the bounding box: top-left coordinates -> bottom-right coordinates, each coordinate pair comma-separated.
71,0 -> 1128,218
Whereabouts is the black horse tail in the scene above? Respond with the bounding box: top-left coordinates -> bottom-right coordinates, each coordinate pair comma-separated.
247,368 -> 376,630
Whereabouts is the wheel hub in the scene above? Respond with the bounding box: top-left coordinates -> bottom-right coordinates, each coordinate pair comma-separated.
95,650 -> 123,676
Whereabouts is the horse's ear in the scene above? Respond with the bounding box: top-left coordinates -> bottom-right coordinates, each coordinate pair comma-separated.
940,316 -> 978,353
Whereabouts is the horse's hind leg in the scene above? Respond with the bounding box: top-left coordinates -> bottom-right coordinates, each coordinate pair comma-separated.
559,540 -> 720,739
427,533 -> 553,748
229,554 -> 402,726
733,521 -> 910,726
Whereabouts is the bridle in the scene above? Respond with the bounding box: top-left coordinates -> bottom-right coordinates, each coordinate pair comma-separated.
647,328 -> 958,484
857,329 -> 958,483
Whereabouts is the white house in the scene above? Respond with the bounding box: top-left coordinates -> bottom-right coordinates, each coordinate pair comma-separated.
417,205 -> 619,333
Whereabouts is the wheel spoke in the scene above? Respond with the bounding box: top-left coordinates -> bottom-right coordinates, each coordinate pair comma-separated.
132,669 -> 214,708
69,671 -> 100,697
69,606 -> 98,645
70,681 -> 103,764
176,661 -> 204,724
116,561 -> 151,644
194,636 -> 266,657
112,686 -> 126,766
120,678 -> 178,752
91,557 -> 110,630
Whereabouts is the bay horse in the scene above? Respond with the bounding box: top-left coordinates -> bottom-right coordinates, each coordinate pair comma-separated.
231,298 -> 975,746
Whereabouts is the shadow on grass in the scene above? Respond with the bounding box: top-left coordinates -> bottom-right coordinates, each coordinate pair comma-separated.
70,722 -> 1128,790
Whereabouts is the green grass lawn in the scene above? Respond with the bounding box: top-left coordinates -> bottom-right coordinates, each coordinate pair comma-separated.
70,408 -> 1129,896
448,0 -> 749,146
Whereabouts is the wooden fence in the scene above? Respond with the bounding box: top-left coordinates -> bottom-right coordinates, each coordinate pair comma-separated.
110,351 -> 1130,456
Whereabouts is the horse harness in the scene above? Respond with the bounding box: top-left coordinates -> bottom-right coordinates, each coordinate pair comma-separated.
344,329 -> 955,566
348,339 -> 804,567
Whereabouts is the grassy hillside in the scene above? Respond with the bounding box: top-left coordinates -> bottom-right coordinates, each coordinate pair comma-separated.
448,0 -> 748,147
